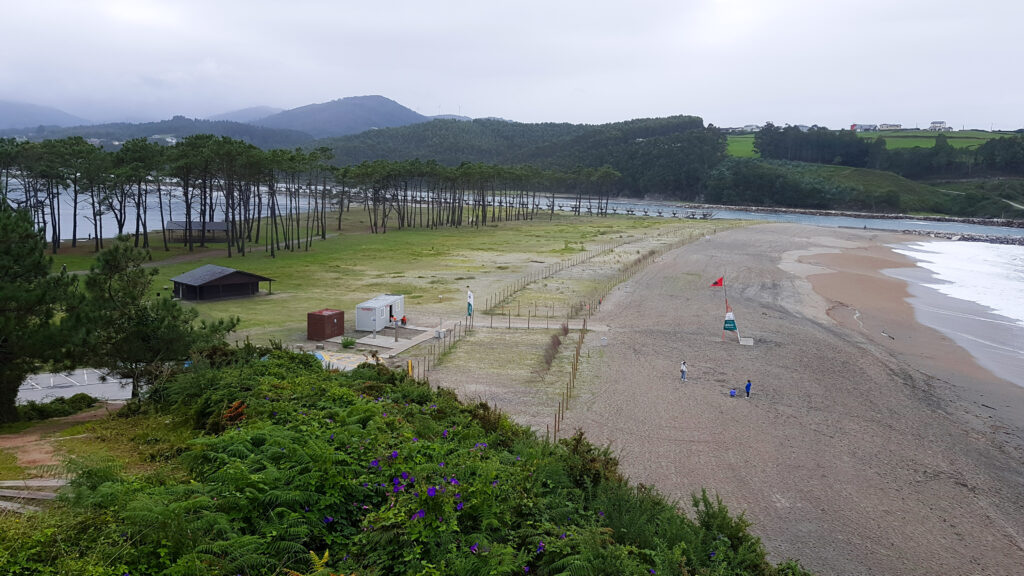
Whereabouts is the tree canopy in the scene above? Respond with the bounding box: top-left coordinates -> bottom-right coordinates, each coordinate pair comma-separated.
0,204 -> 75,423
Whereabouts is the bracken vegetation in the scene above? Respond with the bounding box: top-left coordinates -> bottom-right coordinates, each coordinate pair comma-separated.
1,349 -> 811,575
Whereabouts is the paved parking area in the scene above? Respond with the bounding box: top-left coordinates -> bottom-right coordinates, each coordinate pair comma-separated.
18,369 -> 132,404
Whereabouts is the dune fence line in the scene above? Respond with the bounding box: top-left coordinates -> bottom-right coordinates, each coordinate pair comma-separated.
404,319 -> 470,381
483,229 -> 713,328
551,318 -> 587,442
481,237 -> 634,317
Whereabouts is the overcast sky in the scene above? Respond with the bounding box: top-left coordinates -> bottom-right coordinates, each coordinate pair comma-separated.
3,0 -> 1022,129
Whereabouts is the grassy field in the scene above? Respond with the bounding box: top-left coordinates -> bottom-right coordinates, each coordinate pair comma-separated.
52,211 -> 733,346
857,129 -> 1011,149
726,129 -> 1014,157
726,133 -> 758,157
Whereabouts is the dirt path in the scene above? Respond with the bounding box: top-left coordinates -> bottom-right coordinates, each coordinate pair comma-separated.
0,403 -> 122,472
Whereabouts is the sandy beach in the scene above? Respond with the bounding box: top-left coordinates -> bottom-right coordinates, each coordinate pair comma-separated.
433,223 -> 1024,575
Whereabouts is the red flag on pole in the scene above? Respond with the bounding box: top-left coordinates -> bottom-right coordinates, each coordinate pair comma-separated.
710,276 -> 724,287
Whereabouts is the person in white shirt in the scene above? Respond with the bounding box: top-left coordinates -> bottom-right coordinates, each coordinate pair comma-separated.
680,361 -> 688,382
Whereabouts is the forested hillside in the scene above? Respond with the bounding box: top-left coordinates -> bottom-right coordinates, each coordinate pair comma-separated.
323,116 -> 726,199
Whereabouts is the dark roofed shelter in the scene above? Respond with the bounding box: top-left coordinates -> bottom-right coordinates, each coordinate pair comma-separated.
171,264 -> 273,301
165,221 -> 229,243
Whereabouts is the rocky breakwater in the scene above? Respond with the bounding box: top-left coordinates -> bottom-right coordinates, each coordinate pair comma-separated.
699,204 -> 1024,229
901,229 -> 1024,245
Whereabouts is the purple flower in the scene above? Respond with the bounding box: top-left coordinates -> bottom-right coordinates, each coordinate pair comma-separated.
427,486 -> 437,497
412,437 -> 418,442
442,429 -> 449,438
457,501 -> 464,510
329,434 -> 335,440
304,506 -> 309,512
470,542 -> 479,554
454,493 -> 461,499
382,412 -> 387,417
537,541 -> 545,553
411,509 -> 426,520
431,404 -> 437,409
524,567 -> 530,573
370,459 -> 379,468
709,551 -> 716,558
560,533 -> 566,539
438,462 -> 445,468
491,480 -> 499,486
598,510 -> 604,517
450,478 -> 460,485
323,516 -> 334,524
390,450 -> 398,459
401,472 -> 409,480
650,570 -> 656,574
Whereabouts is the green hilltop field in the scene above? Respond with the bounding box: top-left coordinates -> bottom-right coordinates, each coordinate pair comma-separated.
726,129 -> 1013,158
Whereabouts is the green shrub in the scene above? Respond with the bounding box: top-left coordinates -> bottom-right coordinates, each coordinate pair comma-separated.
16,393 -> 98,421
341,337 -> 357,348
5,352 -> 811,575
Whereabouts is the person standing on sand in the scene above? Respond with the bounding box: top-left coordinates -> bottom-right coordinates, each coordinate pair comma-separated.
745,379 -> 752,398
680,361 -> 688,382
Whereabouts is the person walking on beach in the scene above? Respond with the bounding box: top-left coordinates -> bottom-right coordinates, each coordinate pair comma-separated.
680,361 -> 688,382
745,379 -> 752,398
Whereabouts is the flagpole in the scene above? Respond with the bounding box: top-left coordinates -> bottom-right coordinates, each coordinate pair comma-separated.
722,274 -> 727,340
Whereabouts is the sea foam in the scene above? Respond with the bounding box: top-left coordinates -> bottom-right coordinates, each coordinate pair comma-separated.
892,241 -> 1024,327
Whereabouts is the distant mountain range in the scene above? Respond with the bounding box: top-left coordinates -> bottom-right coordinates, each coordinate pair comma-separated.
0,100 -> 89,130
0,116 -> 314,150
0,95 -> 475,147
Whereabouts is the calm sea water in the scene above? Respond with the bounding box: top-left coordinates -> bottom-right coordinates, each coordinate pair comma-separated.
887,241 -> 1024,386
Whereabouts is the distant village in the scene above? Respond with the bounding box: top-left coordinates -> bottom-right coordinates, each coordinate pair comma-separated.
724,121 -> 954,134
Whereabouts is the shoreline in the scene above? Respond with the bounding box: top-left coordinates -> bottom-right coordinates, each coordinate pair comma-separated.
802,236 -> 1024,439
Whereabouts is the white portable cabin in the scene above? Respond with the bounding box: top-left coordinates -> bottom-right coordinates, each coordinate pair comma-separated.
355,294 -> 406,332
